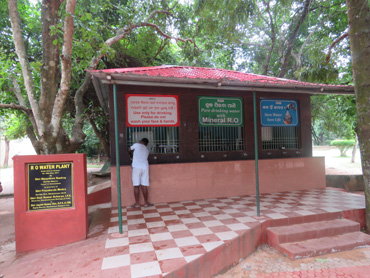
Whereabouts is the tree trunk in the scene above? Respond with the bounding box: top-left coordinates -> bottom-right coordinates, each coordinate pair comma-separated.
351,134 -> 358,163
40,0 -> 60,125
278,0 -> 312,78
346,0 -> 370,230
86,113 -> 111,160
3,137 -> 10,167
98,144 -> 101,163
262,0 -> 275,75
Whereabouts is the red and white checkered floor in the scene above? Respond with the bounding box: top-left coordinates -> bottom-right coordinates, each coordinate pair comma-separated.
101,188 -> 365,278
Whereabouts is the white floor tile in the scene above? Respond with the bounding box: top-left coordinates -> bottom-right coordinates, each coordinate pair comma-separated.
185,254 -> 203,262
226,223 -> 250,231
127,210 -> 143,216
167,224 -> 188,232
128,228 -> 149,237
213,203 -> 227,207
181,218 -> 200,224
321,207 -> 342,212
143,213 -> 161,218
102,254 -> 130,270
130,261 -> 162,278
214,214 -> 232,220
223,209 -> 239,214
127,218 -> 145,225
220,199 -> 233,203
174,236 -> 200,247
150,232 -> 173,242
105,237 -> 129,248
203,220 -> 224,227
216,231 -> 238,241
155,247 -> 183,261
204,207 -> 219,212
161,215 -> 180,221
157,207 -> 172,212
193,212 -> 211,217
202,241 -> 224,252
236,216 -> 256,223
129,242 -> 154,254
185,205 -> 201,210
265,213 -> 288,219
190,227 -> 213,236
295,210 -> 316,216
174,210 -> 191,215
146,221 -> 166,228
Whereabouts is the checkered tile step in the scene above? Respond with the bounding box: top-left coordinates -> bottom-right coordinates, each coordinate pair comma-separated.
101,188 -> 365,278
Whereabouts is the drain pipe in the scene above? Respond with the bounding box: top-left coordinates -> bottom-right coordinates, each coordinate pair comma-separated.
113,83 -> 123,233
253,92 -> 260,216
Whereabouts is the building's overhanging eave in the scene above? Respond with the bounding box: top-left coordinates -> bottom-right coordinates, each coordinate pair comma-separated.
87,70 -> 354,95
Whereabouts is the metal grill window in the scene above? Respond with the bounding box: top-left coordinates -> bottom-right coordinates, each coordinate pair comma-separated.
199,126 -> 245,152
261,126 -> 301,150
126,127 -> 179,154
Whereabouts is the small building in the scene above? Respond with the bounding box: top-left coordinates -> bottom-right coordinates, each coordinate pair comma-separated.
89,65 -> 354,207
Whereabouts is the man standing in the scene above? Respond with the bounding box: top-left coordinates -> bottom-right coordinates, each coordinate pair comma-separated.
128,138 -> 153,208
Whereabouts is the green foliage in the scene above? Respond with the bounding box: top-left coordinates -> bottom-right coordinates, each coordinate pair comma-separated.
311,95 -> 357,146
0,113 -> 29,140
330,139 -> 355,156
76,124 -> 101,157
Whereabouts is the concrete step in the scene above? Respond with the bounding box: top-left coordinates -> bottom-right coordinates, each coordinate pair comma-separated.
279,231 -> 370,260
267,218 -> 359,249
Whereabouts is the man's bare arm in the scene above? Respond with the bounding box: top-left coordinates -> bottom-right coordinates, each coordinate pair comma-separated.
128,148 -> 133,159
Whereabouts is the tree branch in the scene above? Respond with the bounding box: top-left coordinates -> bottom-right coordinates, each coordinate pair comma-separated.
70,5 -> 199,149
145,9 -> 173,22
8,0 -> 46,135
0,103 -> 31,113
278,0 -> 313,77
149,39 -> 169,64
50,0 -> 77,139
9,76 -> 40,138
262,0 -> 275,75
326,32 -> 349,62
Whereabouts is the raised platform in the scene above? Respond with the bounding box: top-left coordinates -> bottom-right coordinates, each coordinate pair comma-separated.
111,157 -> 326,207
100,188 -> 365,277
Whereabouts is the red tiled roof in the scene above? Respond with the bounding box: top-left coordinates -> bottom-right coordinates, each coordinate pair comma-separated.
88,65 -> 353,94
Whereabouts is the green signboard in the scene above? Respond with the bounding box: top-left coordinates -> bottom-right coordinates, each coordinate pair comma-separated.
198,96 -> 244,126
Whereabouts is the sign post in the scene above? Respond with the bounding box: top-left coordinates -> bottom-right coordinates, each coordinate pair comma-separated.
253,92 -> 260,217
198,96 -> 243,126
260,99 -> 299,126
27,162 -> 73,211
126,94 -> 179,127
13,154 -> 87,252
113,84 -> 123,234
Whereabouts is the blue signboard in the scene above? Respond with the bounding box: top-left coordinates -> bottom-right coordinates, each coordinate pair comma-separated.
260,99 -> 299,127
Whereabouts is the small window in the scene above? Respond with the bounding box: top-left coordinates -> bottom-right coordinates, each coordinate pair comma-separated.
127,127 -> 179,154
199,126 -> 245,152
261,126 -> 301,150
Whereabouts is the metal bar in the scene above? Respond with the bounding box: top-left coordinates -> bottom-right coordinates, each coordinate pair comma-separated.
97,79 -> 354,95
253,92 -> 260,217
113,84 -> 123,234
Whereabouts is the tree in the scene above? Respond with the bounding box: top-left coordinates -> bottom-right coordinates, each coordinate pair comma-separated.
211,0 -> 350,80
346,0 -> 370,230
1,0 -> 198,155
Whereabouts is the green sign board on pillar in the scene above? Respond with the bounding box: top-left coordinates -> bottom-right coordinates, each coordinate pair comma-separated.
198,96 -> 244,127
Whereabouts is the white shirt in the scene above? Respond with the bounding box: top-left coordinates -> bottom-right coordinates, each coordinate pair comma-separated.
130,143 -> 149,170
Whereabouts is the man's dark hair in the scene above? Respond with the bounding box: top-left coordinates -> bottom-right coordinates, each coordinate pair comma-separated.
141,138 -> 149,145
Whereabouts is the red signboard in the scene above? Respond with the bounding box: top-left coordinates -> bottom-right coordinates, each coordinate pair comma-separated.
126,94 -> 179,127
